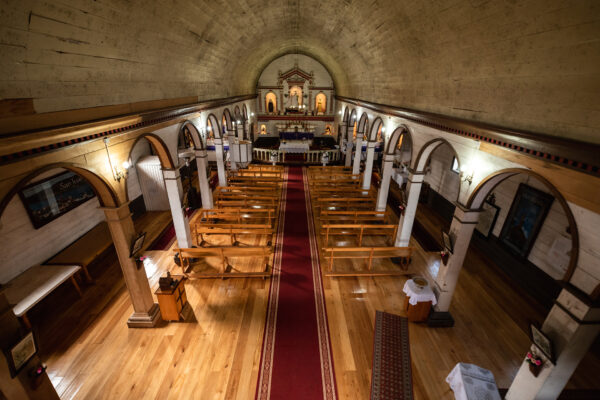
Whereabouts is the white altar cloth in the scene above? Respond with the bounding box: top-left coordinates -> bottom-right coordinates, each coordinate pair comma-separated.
402,279 -> 437,306
446,363 -> 501,400
279,142 -> 310,153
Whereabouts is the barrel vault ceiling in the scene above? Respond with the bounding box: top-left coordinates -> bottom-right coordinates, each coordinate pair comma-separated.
1,0 -> 599,143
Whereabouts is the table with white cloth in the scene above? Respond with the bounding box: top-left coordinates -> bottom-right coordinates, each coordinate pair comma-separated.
402,278 -> 437,322
279,141 -> 310,153
446,363 -> 501,400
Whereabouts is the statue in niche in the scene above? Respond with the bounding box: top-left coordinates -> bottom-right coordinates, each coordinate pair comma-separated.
268,100 -> 274,113
290,93 -> 299,108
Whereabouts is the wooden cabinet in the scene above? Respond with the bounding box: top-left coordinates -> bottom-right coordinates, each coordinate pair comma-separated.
155,276 -> 187,321
403,296 -> 432,323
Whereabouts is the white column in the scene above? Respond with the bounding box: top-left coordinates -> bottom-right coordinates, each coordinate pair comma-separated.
506,289 -> 600,400
236,123 -> 244,140
162,169 -> 193,249
375,153 -> 395,211
214,137 -> 227,187
102,204 -> 160,328
352,133 -> 363,175
362,141 -> 376,190
227,130 -> 238,171
394,171 -> 425,247
344,139 -> 353,167
195,149 -> 213,209
434,206 -> 480,311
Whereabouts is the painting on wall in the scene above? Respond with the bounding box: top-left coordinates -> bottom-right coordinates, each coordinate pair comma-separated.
19,171 -> 96,229
499,183 -> 554,258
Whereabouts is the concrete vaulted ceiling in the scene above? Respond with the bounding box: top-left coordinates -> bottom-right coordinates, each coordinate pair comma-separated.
0,0 -> 599,143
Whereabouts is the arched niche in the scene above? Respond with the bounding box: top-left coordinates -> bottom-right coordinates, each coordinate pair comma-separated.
466,168 -> 579,283
315,92 -> 327,114
126,133 -> 176,171
265,92 -> 277,113
413,138 -> 460,173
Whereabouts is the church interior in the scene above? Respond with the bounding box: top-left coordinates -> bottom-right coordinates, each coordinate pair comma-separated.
0,1 -> 599,399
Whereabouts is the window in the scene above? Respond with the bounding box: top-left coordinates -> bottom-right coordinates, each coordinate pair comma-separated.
451,156 -> 460,173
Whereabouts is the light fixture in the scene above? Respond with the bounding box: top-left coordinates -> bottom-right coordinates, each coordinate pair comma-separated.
103,137 -> 129,182
460,165 -> 474,185
237,120 -> 241,124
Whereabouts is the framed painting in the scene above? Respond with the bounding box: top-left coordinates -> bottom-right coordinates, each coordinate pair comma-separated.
530,323 -> 555,364
475,200 -> 500,238
18,171 -> 96,229
5,331 -> 37,377
499,183 -> 554,258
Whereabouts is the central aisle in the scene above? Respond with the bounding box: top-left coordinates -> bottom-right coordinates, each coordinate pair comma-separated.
256,167 -> 337,400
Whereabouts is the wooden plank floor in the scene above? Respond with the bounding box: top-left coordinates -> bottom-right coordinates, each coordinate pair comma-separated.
25,185 -> 599,399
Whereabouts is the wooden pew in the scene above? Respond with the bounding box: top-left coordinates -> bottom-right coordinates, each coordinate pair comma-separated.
247,164 -> 284,171
309,173 -> 361,182
228,176 -> 284,186
229,170 -> 282,178
216,197 -> 280,210
309,179 -> 361,189
320,223 -> 398,246
310,187 -> 375,198
174,246 -> 273,278
319,210 -> 390,226
315,196 -> 376,211
194,223 -> 274,246
197,208 -> 277,226
321,246 -> 413,277
216,186 -> 281,196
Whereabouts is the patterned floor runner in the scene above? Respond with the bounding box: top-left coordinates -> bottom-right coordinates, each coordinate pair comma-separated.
256,166 -> 337,400
371,311 -> 414,400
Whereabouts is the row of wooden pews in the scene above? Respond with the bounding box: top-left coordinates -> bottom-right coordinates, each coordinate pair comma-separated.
307,165 -> 413,277
174,164 -> 284,279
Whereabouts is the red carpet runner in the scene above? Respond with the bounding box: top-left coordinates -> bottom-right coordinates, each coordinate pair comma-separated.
256,167 -> 337,400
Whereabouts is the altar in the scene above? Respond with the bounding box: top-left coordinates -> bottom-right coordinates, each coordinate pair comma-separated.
279,131 -> 314,140
279,140 -> 310,153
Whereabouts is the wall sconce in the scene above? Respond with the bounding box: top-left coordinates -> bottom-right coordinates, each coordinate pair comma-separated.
460,165 -> 474,185
103,137 -> 130,182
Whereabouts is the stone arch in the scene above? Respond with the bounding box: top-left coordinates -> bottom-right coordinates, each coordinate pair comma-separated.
357,113 -> 369,135
206,113 -> 222,140
342,107 -> 349,123
0,163 -> 120,219
179,120 -> 205,150
368,117 -> 384,142
347,109 -> 357,129
127,133 -> 176,170
242,104 -> 248,121
384,125 -> 413,157
234,105 -> 241,121
222,108 -> 233,133
466,168 -> 579,283
413,138 -> 460,172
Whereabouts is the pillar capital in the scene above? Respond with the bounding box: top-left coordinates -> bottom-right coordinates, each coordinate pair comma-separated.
407,172 -> 425,184
383,153 -> 395,163
214,137 -> 223,145
451,205 -> 481,224
195,149 -> 208,158
366,141 -> 377,148
162,168 -> 181,180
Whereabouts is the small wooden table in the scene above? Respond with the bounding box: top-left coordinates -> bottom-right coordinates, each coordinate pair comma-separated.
402,278 -> 436,322
155,276 -> 187,321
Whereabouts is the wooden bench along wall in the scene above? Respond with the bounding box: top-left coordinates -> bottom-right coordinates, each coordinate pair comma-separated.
320,223 -> 398,246
174,246 -> 273,279
321,246 -> 414,277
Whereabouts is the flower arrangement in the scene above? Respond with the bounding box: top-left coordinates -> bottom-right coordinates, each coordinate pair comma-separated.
526,352 -> 542,366
526,352 -> 543,377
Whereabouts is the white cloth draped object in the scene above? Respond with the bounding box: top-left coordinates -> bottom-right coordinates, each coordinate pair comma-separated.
402,279 -> 437,306
446,363 -> 501,400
